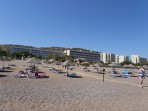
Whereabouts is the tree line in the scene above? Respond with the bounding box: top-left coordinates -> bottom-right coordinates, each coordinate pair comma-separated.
0,49 -> 148,66
0,49 -> 74,62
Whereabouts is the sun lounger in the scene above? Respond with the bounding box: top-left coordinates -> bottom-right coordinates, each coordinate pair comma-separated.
0,67 -> 4,72
14,74 -> 28,78
67,73 -> 77,77
111,73 -> 129,78
68,66 -> 73,70
66,73 -> 82,78
8,64 -> 16,67
35,73 -> 49,78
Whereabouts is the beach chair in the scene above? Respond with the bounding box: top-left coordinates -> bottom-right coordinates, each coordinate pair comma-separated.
66,73 -> 82,78
121,70 -> 132,78
111,70 -> 128,78
0,67 -> 5,72
111,73 -> 128,78
68,66 -> 73,70
67,73 -> 77,78
14,73 -> 28,78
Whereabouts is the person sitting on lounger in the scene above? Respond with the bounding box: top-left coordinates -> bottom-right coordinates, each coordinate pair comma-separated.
34,71 -> 38,77
17,70 -> 28,77
18,70 -> 24,74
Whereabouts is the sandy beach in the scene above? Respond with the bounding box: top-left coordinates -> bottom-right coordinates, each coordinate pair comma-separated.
0,60 -> 148,111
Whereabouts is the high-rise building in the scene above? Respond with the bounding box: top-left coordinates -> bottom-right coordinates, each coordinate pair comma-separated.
131,55 -> 140,64
100,53 -> 116,63
116,55 -> 129,63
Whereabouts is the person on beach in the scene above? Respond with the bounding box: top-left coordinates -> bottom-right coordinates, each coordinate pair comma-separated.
18,70 -> 28,74
17,70 -> 28,77
18,70 -> 25,74
34,70 -> 38,77
138,68 -> 145,88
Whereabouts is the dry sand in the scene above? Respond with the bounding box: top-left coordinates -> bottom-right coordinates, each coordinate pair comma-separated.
0,60 -> 148,111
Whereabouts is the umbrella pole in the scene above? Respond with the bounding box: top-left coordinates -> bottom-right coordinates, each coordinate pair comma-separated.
58,65 -> 59,72
67,66 -> 68,76
52,62 -> 54,72
97,66 -> 99,74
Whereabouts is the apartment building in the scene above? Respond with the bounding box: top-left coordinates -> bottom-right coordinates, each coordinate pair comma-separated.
131,55 -> 140,64
100,53 -> 116,63
116,55 -> 129,63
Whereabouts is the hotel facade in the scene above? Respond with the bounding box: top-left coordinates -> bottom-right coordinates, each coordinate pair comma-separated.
64,49 -> 100,62
0,45 -> 63,57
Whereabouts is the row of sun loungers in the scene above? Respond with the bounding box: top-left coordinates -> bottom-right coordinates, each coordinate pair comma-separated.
14,73 -> 49,78
48,67 -> 81,78
110,69 -> 148,78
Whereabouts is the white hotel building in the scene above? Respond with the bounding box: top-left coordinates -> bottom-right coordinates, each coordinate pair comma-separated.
64,49 -> 100,62
2,45 -> 63,57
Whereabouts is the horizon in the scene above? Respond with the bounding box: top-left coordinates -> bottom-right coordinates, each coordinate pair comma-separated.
0,0 -> 148,58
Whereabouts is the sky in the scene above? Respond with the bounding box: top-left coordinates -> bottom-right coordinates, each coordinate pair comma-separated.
0,0 -> 148,58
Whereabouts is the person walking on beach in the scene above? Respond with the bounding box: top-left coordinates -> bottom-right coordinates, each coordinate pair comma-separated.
138,68 -> 145,88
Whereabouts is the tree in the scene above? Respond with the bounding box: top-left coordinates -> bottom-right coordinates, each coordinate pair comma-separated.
120,60 -> 134,66
64,55 -> 74,62
0,49 -> 7,56
11,51 -> 30,59
35,54 -> 42,59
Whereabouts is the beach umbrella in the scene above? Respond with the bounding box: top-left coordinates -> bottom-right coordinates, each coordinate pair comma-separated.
48,59 -> 56,63
74,58 -> 86,61
25,58 -> 39,64
62,60 -> 75,76
123,64 -> 136,72
94,63 -> 103,72
78,58 -> 86,61
55,61 -> 61,65
142,65 -> 148,70
62,60 -> 75,66
93,63 -> 103,67
81,62 -> 89,65
0,56 -> 6,67
74,58 -> 86,64
128,64 -> 135,68
108,63 -> 121,74
55,61 -> 62,72
108,63 -> 121,67
48,59 -> 56,69
81,62 -> 90,68
123,64 -> 129,68
123,64 -> 135,68
136,66 -> 142,69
